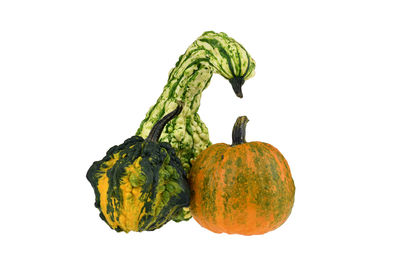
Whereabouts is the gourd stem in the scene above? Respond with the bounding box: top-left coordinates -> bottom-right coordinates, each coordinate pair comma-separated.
232,116 -> 249,146
229,76 -> 245,98
146,102 -> 183,142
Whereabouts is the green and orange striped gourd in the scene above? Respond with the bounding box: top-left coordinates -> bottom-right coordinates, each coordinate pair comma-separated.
87,104 -> 190,232
188,116 -> 295,235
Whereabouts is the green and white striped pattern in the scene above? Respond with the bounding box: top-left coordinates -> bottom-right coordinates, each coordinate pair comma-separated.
136,31 -> 256,173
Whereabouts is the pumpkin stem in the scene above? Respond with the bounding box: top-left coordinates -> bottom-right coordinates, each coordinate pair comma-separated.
232,116 -> 249,146
146,102 -> 183,142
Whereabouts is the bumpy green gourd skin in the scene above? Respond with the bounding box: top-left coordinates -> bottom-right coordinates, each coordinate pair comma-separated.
86,136 -> 190,232
136,31 -> 256,173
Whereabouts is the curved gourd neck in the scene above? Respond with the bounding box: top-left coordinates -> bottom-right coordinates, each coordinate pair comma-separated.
159,62 -> 213,114
135,63 -> 212,138
136,31 -> 256,139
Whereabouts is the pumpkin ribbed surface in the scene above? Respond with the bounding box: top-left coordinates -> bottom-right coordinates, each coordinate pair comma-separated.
189,142 -> 295,235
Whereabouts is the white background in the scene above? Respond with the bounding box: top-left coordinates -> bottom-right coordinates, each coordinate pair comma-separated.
1,0 -> 399,266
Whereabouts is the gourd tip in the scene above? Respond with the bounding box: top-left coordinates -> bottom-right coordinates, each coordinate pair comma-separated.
229,77 -> 245,98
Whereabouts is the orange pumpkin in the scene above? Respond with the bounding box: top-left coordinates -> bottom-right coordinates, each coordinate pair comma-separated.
188,116 -> 295,235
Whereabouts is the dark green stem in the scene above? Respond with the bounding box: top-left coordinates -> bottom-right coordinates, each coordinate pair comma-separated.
229,76 -> 245,98
146,102 -> 183,142
232,116 -> 249,146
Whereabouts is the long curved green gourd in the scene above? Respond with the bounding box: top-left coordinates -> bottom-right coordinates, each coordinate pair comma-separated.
136,31 -> 256,221
137,31 -> 256,171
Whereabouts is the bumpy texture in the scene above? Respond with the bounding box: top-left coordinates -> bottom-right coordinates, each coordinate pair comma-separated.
189,142 -> 295,235
136,31 -> 256,173
86,136 -> 190,232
